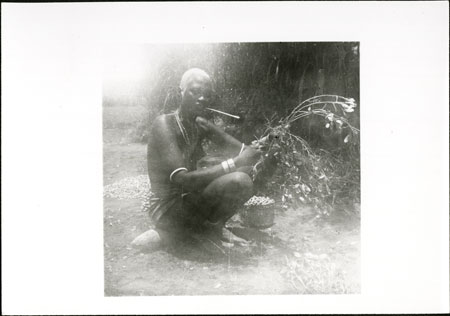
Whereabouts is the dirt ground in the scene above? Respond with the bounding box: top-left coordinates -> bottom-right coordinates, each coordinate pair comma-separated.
103,141 -> 360,296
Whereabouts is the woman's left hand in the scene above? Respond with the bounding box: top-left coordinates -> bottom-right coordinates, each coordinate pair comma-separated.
195,116 -> 211,133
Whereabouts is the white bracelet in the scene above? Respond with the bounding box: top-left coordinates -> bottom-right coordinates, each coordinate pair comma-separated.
169,167 -> 188,182
227,158 -> 236,171
239,143 -> 245,155
221,161 -> 230,173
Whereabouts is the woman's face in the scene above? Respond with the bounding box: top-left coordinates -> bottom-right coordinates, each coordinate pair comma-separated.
181,77 -> 213,118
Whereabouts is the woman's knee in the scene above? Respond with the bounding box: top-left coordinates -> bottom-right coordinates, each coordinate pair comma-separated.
227,172 -> 253,195
202,171 -> 253,201
229,171 -> 252,185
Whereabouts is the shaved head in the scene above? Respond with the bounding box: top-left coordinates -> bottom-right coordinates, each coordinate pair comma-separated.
179,68 -> 211,94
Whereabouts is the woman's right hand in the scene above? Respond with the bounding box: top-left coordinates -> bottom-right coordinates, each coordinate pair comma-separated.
235,145 -> 261,167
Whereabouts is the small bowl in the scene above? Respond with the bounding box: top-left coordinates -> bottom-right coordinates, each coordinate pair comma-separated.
240,204 -> 275,229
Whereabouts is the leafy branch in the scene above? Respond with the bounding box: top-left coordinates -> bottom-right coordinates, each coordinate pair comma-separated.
250,95 -> 360,213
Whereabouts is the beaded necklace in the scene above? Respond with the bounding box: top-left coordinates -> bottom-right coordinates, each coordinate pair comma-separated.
174,109 -> 198,147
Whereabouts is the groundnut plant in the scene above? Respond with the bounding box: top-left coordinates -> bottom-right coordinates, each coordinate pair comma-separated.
250,95 -> 360,215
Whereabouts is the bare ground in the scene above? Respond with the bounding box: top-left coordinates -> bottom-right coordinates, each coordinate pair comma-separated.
103,142 -> 360,296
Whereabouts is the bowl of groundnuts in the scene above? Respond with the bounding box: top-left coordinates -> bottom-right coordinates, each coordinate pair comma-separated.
240,195 -> 276,229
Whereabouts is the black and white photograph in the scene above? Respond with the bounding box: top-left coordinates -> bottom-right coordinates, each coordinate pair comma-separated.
103,42 -> 361,296
2,2 -> 449,314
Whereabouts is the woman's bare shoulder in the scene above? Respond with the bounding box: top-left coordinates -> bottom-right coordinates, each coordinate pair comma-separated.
149,113 -> 179,143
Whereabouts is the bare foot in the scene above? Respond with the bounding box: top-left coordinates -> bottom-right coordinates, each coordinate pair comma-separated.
220,227 -> 249,245
204,220 -> 249,246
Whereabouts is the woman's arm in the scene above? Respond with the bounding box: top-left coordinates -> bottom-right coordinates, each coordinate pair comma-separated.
151,115 -> 259,192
